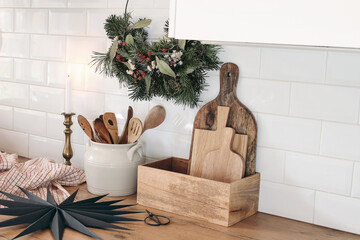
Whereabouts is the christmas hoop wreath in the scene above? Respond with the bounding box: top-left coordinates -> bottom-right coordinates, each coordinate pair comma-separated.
91,3 -> 221,108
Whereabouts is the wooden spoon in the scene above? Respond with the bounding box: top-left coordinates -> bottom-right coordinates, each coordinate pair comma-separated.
143,105 -> 166,133
103,112 -> 119,144
93,118 -> 113,144
119,106 -> 133,144
77,115 -> 95,142
127,118 -> 143,144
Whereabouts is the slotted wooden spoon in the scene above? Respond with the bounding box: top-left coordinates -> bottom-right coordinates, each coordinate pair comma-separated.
77,115 -> 95,142
127,118 -> 143,144
103,112 -> 119,144
143,105 -> 166,133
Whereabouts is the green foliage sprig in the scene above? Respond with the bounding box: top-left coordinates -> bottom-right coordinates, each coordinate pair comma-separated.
91,13 -> 221,108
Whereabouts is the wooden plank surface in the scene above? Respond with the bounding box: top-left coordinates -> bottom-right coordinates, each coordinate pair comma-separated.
5,156 -> 359,239
0,184 -> 358,240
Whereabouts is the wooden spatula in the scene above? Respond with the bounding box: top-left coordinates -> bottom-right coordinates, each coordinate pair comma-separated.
119,106 -> 133,144
103,112 -> 119,144
127,118 -> 143,144
143,105 -> 166,133
93,118 -> 113,144
77,115 -> 95,142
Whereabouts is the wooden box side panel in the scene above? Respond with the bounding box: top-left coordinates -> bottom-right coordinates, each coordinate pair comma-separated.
137,165 -> 231,226
143,157 -> 189,174
171,157 -> 189,174
228,173 -> 260,226
144,158 -> 173,171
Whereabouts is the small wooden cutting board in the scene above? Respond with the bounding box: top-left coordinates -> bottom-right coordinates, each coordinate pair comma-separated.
202,127 -> 243,183
190,106 -> 246,180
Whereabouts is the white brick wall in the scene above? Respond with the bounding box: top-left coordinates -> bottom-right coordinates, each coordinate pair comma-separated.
0,0 -> 360,235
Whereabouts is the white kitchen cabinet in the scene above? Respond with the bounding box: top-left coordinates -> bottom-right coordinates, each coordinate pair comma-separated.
168,0 -> 360,49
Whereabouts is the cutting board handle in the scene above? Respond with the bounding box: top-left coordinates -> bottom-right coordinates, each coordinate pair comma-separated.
217,106 -> 230,129
217,63 -> 239,102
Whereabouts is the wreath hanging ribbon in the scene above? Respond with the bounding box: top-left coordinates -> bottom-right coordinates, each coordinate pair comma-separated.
91,2 -> 221,108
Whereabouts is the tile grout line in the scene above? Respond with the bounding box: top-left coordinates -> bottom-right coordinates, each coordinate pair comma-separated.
260,178 -> 358,200
282,152 -> 287,184
349,162 -> 356,197
258,145 -> 357,164
312,191 -> 317,223
323,51 -> 329,84
257,111 -> 359,129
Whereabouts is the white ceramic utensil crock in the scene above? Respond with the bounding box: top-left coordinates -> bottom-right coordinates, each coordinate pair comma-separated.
84,140 -> 144,196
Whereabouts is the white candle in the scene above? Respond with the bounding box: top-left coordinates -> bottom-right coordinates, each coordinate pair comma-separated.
65,65 -> 72,113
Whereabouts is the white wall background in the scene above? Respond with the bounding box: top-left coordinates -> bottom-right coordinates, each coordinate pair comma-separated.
1,0 -> 360,235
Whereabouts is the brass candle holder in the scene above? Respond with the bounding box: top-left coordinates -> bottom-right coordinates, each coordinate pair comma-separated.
62,113 -> 75,165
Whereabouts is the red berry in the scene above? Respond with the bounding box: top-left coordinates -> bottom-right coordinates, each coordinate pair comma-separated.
169,62 -> 174,66
146,57 -> 150,62
138,53 -> 142,57
138,77 -> 142,80
147,51 -> 151,57
122,42 -> 127,46
116,55 -> 121,62
162,48 -> 167,53
131,73 -> 135,77
140,58 -> 144,62
121,58 -> 126,62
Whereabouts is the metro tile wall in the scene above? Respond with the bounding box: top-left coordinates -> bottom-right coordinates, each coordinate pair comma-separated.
0,0 -> 360,235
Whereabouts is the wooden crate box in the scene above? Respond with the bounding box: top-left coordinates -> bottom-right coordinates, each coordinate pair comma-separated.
137,157 -> 260,227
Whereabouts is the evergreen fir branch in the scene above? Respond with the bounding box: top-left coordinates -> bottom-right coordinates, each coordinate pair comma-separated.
90,51 -> 113,76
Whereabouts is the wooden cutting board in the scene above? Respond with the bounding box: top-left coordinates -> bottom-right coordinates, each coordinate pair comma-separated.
189,63 -> 257,177
190,106 -> 246,180
201,127 -> 243,183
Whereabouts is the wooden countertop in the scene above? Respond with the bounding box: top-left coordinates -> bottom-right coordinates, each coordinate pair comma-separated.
0,183 -> 358,240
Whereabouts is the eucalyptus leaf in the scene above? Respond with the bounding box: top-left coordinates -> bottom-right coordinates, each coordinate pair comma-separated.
109,36 -> 118,61
145,75 -> 151,93
184,66 -> 196,74
130,19 -> 152,29
122,62 -> 131,70
178,39 -> 186,50
155,56 -> 176,78
125,34 -> 135,46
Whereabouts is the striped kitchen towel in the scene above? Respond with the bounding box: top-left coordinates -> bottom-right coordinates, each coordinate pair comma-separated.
0,152 -> 86,204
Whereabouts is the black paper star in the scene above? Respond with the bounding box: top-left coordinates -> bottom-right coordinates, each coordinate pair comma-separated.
0,187 -> 141,240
